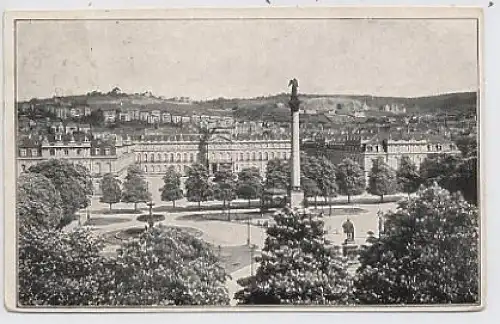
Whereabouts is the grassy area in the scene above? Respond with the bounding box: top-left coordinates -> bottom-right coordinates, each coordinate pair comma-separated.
176,207 -> 367,223
84,217 -> 130,226
176,211 -> 272,222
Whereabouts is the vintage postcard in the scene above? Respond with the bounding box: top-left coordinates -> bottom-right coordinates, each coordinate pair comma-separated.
3,7 -> 484,312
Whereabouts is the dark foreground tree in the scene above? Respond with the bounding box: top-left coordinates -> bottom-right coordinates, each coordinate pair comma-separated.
367,157 -> 398,202
185,163 -> 213,209
235,207 -> 351,305
336,158 -> 365,203
113,226 -> 230,306
100,173 -> 122,211
18,228 -> 115,306
354,183 -> 479,304
28,159 -> 93,227
121,165 -> 151,211
159,167 -> 184,208
396,156 -> 422,197
17,172 -> 63,231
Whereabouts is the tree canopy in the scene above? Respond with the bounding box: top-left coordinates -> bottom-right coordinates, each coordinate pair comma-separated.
185,163 -> 213,208
28,159 -> 93,225
121,165 -> 151,210
235,207 -> 351,305
212,169 -> 237,207
159,167 -> 184,208
17,172 -> 63,231
396,156 -> 422,196
113,226 -> 230,306
336,158 -> 366,203
100,173 -> 122,210
367,157 -> 398,202
237,167 -> 263,206
354,184 -> 479,304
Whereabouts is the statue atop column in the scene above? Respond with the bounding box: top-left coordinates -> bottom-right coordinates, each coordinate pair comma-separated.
288,78 -> 300,113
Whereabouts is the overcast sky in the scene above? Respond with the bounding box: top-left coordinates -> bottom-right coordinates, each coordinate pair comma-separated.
16,18 -> 478,100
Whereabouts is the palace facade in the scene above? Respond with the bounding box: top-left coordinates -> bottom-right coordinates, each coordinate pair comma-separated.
132,132 -> 292,177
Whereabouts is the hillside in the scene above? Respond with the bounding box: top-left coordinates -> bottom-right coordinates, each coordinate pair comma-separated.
20,90 -> 477,122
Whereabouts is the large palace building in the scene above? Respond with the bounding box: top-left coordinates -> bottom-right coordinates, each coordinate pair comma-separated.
131,132 -> 292,178
16,130 -> 292,192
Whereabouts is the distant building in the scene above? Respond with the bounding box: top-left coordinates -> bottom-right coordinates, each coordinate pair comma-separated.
303,130 -> 460,181
17,134 -> 135,193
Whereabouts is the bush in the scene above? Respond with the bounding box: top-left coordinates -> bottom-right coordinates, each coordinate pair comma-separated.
136,213 -> 166,222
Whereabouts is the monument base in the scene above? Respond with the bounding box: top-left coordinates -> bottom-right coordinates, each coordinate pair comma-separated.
290,189 -> 305,209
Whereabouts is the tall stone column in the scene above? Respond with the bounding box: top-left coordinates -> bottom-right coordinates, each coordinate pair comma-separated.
288,78 -> 304,209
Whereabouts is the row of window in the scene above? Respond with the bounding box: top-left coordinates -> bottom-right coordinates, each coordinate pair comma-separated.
45,147 -> 112,156
135,151 -> 290,163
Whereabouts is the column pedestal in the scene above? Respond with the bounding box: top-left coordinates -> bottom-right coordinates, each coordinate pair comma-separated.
290,188 -> 304,209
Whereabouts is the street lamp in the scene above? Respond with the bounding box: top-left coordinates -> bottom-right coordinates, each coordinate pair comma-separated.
246,216 -> 251,246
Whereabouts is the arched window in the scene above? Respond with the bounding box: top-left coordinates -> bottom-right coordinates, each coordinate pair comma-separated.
176,153 -> 181,162
183,153 -> 188,162
245,152 -> 250,161
165,164 -> 168,172
240,152 -> 244,161
164,153 -> 168,162
107,163 -> 112,172
252,152 -> 256,160
95,162 -> 101,174
144,165 -> 148,172
150,154 -> 155,162
21,164 -> 26,172
226,152 -> 231,161
136,154 -> 141,162
170,153 -> 174,162
157,153 -> 161,162
271,152 -> 275,159
264,152 -> 268,160
258,152 -> 262,160
189,153 -> 194,162
144,153 -> 148,162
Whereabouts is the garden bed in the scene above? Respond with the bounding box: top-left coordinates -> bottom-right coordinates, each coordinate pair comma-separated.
136,213 -> 166,222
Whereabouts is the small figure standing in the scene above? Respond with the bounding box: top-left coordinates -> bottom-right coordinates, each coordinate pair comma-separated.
342,218 -> 355,242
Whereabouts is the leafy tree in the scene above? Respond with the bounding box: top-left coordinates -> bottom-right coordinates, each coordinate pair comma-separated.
17,173 -> 63,231
159,167 -> 184,208
316,156 -> 338,215
237,167 -> 263,207
301,154 -> 322,208
367,157 -> 398,202
420,154 -> 477,205
354,184 -> 479,304
113,226 -> 230,306
454,134 -> 477,158
213,169 -> 237,219
185,163 -> 213,209
28,159 -> 93,226
100,173 -> 122,211
121,165 -> 151,211
235,207 -> 351,305
18,228 -> 115,306
397,156 -> 422,197
265,158 -> 291,191
336,158 -> 365,203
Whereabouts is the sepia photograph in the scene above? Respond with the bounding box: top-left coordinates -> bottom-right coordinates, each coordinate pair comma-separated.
3,7 -> 483,311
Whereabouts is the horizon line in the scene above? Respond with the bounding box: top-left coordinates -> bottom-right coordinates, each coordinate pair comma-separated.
17,89 -> 478,103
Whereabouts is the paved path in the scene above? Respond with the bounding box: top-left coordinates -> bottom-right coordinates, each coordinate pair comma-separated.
226,262 -> 259,306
